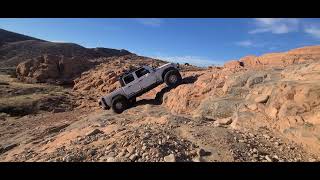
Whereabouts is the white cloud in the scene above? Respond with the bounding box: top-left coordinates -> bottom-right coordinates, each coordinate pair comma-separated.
304,25 -> 320,39
235,40 -> 266,48
235,40 -> 254,47
153,55 -> 222,67
135,18 -> 163,27
249,18 -> 299,34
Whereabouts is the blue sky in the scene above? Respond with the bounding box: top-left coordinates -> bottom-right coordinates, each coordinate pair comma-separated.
1,18 -> 320,66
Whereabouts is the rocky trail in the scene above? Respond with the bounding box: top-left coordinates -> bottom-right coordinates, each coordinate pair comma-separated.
0,103 -> 316,162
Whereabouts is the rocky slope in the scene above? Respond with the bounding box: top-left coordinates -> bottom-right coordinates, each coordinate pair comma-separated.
1,29 -> 320,162
2,65 -> 318,162
67,45 -> 320,158
233,45 -> 320,68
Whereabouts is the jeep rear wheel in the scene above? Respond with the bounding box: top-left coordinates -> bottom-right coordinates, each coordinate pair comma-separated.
164,70 -> 182,87
112,96 -> 128,114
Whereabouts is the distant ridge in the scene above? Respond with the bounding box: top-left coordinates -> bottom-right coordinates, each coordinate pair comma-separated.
0,28 -> 132,68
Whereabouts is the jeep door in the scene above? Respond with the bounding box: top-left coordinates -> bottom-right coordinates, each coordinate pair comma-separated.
135,67 -> 157,89
122,73 -> 141,97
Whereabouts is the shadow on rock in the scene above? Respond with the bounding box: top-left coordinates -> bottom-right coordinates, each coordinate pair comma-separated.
131,75 -> 199,108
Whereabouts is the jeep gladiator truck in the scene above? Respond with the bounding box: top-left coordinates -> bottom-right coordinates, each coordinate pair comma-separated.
99,63 -> 182,113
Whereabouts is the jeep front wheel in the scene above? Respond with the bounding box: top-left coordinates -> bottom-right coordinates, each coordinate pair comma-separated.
111,96 -> 128,114
164,70 -> 182,87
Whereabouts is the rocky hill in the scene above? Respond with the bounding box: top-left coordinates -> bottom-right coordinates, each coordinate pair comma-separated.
0,28 -> 44,46
0,28 -> 132,68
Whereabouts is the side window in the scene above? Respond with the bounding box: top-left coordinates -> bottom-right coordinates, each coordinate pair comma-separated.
135,68 -> 150,78
123,74 -> 135,84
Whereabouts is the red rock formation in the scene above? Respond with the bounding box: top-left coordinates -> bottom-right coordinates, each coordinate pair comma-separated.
16,54 -> 94,84
223,45 -> 320,69
223,60 -> 243,69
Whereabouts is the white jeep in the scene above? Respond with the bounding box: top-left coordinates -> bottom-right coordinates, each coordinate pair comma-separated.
99,63 -> 182,113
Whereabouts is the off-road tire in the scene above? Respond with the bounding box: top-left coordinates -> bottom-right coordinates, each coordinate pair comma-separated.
111,96 -> 128,114
164,70 -> 182,87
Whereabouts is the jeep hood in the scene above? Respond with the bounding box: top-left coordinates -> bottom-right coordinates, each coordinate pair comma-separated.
156,62 -> 177,70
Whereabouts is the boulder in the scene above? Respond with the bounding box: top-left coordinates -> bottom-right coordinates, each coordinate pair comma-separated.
254,95 -> 269,103
16,54 -> 94,84
214,117 -> 233,126
245,73 -> 267,88
196,97 -> 243,119
85,129 -> 104,137
247,103 -> 258,111
164,154 -> 176,162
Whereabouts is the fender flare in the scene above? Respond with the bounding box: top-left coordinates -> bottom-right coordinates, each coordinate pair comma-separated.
111,94 -> 127,101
